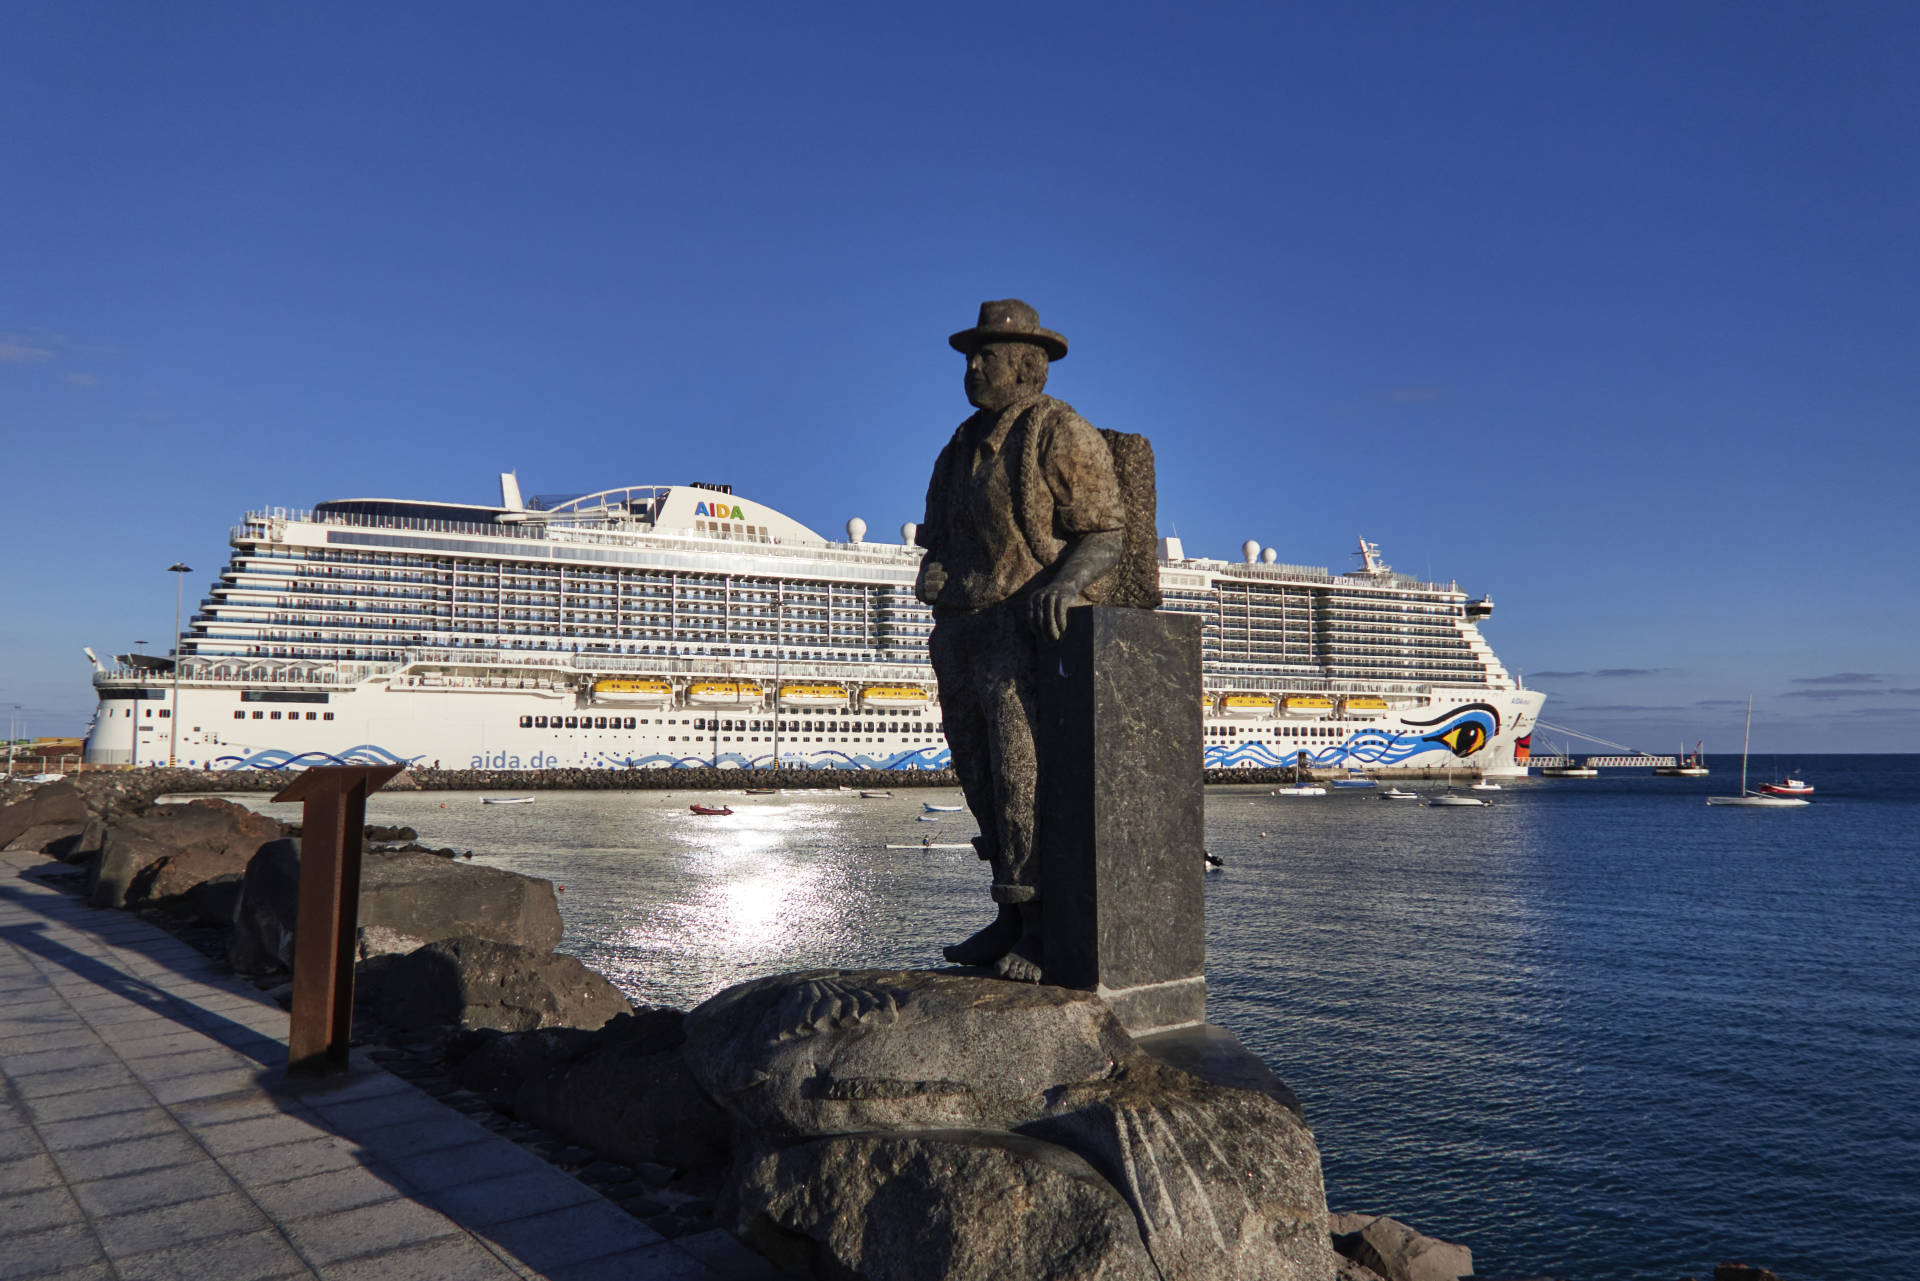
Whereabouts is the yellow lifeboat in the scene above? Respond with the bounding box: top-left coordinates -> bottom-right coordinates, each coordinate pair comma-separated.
778,683 -> 847,707
862,684 -> 932,707
1281,694 -> 1335,717
686,680 -> 764,706
1342,695 -> 1389,717
590,677 -> 673,706
1221,693 -> 1279,714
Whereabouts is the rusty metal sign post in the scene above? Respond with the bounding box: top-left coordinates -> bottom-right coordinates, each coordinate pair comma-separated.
272,764 -> 405,1076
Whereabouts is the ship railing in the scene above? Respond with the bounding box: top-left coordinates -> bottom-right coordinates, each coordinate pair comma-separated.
240,509 -> 550,541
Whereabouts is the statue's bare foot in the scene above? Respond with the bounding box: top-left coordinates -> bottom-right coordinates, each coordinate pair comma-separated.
943,905 -> 1020,966
993,932 -> 1043,984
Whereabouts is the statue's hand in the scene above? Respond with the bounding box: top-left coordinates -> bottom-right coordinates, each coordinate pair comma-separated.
1030,582 -> 1084,642
915,559 -> 947,605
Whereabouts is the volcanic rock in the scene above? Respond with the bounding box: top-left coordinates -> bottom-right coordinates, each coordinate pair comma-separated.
682,968 -> 1133,1139
361,936 -> 632,1034
90,798 -> 283,911
729,1129 -> 1158,1281
1338,1215 -> 1473,1281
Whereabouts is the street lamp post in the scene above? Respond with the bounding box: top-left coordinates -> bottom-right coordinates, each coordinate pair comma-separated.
168,563 -> 192,767
6,704 -> 19,780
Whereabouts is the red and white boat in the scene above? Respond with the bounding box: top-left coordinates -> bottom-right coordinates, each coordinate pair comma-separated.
689,803 -> 734,816
1758,776 -> 1813,798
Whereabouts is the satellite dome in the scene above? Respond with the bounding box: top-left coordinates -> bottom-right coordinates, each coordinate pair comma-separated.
846,517 -> 867,544
901,522 -> 917,545
1261,547 -> 1278,564
1241,539 -> 1260,564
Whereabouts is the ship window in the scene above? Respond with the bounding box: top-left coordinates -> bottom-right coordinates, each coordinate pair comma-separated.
324,712 -> 334,720
565,716 -> 578,729
307,712 -> 317,720
234,711 -> 244,719
595,716 -> 608,729
624,717 -> 635,729
253,711 -> 264,719
535,716 -> 548,728
519,716 -> 532,728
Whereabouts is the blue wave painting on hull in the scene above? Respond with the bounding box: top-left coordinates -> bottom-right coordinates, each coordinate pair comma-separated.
609,746 -> 953,771
213,744 -> 422,771
1204,705 -> 1502,770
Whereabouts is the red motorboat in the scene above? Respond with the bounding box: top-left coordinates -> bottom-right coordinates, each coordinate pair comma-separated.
689,804 -> 734,816
1758,777 -> 1813,798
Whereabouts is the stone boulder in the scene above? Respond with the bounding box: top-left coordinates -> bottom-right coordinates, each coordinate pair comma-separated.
1022,1055 -> 1332,1281
729,1130 -> 1158,1281
514,1010 -> 730,1174
360,936 -> 632,1034
1337,1215 -> 1473,1281
90,798 -> 284,911
683,969 -> 1134,1138
688,969 -> 1337,1281
227,839 -> 565,973
444,1024 -> 610,1109
0,779 -> 88,849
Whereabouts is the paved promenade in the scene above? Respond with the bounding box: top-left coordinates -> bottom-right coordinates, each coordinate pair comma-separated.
0,849 -> 776,1281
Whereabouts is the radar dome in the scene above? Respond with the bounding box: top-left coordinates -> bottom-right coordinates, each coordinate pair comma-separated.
1261,547 -> 1278,564
1242,539 -> 1260,564
901,522 -> 917,545
846,517 -> 867,544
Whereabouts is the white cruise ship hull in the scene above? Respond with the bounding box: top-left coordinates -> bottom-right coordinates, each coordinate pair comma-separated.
85,483 -> 1545,778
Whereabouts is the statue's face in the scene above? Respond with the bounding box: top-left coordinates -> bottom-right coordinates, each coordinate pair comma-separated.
964,342 -> 1045,411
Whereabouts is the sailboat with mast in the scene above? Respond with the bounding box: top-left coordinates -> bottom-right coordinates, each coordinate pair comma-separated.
1706,699 -> 1809,807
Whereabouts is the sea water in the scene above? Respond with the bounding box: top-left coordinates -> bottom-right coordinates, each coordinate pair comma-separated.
228,754 -> 1920,1279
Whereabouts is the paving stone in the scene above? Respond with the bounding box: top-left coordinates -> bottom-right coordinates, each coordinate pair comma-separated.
0,1152 -> 61,1196
52,1129 -> 201,1182
415,1165 -> 602,1226
115,1226 -> 311,1281
305,1092 -> 441,1132
0,1184 -> 85,1234
95,1190 -> 273,1256
115,1028 -> 221,1060
3,1041 -> 124,1076
346,1112 -> 486,1162
311,1232 -> 521,1281
247,1165 -> 404,1222
150,1067 -> 271,1105
0,1222 -> 105,1281
672,1229 -> 784,1279
380,1137 -> 554,1195
38,1105 -> 178,1151
479,1200 -> 665,1271
12,1062 -> 140,1100
127,1046 -> 258,1083
281,1197 -> 464,1266
219,1135 -> 367,1187
168,1089 -> 295,1129
547,1242 -> 720,1281
197,1111 -> 333,1156
0,1122 -> 43,1159
70,1160 -> 241,1217
0,1027 -> 101,1056
24,1084 -> 154,1124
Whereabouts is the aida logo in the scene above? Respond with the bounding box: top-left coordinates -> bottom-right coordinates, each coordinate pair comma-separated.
694,501 -> 746,520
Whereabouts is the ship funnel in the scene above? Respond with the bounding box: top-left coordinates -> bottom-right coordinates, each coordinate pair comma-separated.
499,472 -> 525,510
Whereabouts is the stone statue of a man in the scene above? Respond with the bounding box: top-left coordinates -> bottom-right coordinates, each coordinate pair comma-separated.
915,299 -> 1128,982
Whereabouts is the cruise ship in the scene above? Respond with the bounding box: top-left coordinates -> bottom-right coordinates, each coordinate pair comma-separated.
83,475 -> 1544,777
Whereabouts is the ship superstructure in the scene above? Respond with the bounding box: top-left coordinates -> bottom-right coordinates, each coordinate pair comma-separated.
85,476 -> 1542,776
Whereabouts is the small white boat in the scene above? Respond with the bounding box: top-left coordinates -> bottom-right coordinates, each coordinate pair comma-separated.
1204,851 -> 1225,872
1380,788 -> 1420,801
859,790 -> 892,799
1709,699 -> 1810,807
923,803 -> 963,813
1429,793 -> 1489,807
1470,780 -> 1502,791
481,796 -> 535,806
916,814 -> 940,823
885,842 -> 974,850
1272,785 -> 1327,797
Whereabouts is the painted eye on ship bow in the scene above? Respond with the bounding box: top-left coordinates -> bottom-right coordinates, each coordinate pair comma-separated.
1431,723 -> 1488,757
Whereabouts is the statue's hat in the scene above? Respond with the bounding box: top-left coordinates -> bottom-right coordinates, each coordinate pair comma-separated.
948,299 -> 1068,360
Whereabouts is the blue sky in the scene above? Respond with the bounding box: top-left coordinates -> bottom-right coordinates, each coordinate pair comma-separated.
4,2 -> 1915,753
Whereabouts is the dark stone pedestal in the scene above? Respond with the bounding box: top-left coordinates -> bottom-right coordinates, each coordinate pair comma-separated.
1037,606 -> 1205,1034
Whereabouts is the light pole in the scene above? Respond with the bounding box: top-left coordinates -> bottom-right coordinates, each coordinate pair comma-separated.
6,704 -> 19,779
167,563 -> 192,767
